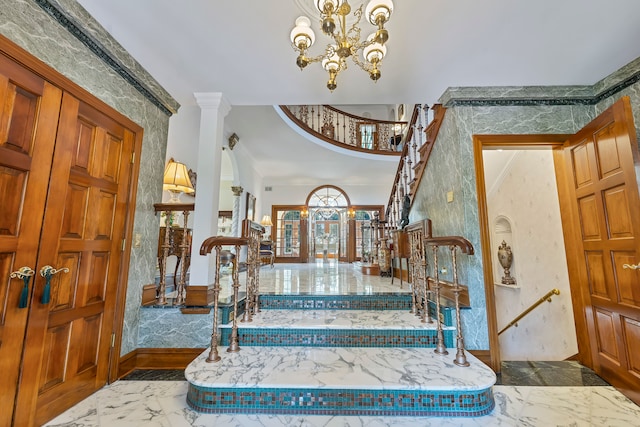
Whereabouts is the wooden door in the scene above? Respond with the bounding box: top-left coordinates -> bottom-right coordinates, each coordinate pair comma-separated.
12,93 -> 136,426
556,96 -> 640,403
0,55 -> 63,427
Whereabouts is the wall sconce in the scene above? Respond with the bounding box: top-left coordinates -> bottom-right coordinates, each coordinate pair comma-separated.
347,208 -> 356,219
163,158 -> 194,203
301,208 -> 309,219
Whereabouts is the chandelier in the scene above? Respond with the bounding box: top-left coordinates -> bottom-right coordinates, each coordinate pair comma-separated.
290,0 -> 394,91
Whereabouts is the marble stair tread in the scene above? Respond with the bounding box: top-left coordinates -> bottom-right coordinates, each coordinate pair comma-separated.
221,309 -> 455,330
185,345 -> 495,391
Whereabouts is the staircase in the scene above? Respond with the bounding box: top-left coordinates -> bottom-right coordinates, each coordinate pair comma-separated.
184,263 -> 496,417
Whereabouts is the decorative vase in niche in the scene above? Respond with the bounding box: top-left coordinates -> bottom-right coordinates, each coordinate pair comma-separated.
498,240 -> 516,285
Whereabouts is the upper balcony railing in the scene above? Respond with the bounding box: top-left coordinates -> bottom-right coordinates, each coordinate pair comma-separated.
279,105 -> 407,156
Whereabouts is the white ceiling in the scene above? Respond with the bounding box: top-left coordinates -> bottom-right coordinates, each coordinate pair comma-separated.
75,0 -> 640,185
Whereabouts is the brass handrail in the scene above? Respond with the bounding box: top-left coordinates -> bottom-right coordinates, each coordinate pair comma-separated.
498,289 -> 560,335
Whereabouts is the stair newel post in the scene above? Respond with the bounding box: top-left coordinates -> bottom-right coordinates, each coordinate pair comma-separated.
251,225 -> 261,314
227,242 -> 242,353
206,243 -> 222,363
242,225 -> 256,323
431,245 -> 448,355
450,245 -> 470,367
408,230 -> 419,315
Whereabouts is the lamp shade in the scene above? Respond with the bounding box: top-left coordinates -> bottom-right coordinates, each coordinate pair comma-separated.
366,0 -> 394,25
163,159 -> 194,194
260,215 -> 273,226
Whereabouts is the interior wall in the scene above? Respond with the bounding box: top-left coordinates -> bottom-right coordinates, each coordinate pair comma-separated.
0,0 -> 175,356
410,103 -> 594,350
486,150 -> 577,360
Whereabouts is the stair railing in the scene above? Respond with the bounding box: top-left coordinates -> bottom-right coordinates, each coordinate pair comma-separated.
424,235 -> 474,367
498,289 -> 560,335
199,220 -> 264,363
385,104 -> 446,229
404,219 -> 432,322
279,105 -> 407,156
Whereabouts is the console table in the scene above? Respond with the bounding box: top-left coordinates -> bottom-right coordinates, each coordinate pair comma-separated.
154,203 -> 194,304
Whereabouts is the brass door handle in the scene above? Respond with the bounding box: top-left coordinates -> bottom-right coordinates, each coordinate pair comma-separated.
39,265 -> 69,304
623,263 -> 640,270
10,267 -> 35,308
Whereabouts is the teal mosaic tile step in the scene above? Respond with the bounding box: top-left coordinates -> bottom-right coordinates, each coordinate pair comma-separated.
258,294 -> 457,327
258,293 -> 412,311
186,385 -> 495,417
219,327 -> 455,348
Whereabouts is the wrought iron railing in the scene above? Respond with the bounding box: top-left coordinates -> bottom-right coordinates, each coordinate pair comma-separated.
279,105 -> 407,155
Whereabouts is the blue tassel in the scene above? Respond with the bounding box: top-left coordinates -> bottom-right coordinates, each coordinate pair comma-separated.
41,276 -> 51,304
19,277 -> 29,308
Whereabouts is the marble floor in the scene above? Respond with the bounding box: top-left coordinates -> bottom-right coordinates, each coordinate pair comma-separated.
45,262 -> 640,426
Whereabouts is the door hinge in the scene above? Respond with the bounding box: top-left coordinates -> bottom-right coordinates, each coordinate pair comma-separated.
111,333 -> 116,348
131,152 -> 135,164
121,239 -> 126,251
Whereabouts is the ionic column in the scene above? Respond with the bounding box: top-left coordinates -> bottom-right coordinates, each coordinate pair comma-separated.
189,92 -> 231,286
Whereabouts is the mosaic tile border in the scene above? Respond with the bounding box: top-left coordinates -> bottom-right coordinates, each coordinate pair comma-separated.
259,294 -> 412,311
219,328 -> 455,348
186,385 -> 495,417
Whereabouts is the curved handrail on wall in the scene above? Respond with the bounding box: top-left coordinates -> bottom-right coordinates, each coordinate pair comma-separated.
498,289 -> 561,335
279,105 -> 407,156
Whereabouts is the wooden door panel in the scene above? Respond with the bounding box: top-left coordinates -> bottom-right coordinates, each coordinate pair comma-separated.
604,186 -> 633,238
1,85 -> 38,153
39,324 -> 72,393
594,308 -> 620,363
83,252 -> 109,305
594,121 -> 622,178
49,253 -> 78,311
578,195 -> 601,240
586,251 -> 608,299
622,317 -> 640,378
0,59 -> 62,427
615,252 -> 640,306
557,96 -> 640,404
571,141 -> 593,187
0,166 -> 26,236
92,189 -> 117,240
61,183 -> 89,239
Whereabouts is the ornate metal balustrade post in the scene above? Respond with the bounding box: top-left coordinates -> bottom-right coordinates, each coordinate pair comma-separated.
200,236 -> 248,363
206,242 -> 222,362
431,245 -> 448,355
227,242 -> 242,353
450,245 -> 470,367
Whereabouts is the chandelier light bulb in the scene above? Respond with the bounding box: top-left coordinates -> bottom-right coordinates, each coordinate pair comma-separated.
365,0 -> 394,26
290,16 -> 315,49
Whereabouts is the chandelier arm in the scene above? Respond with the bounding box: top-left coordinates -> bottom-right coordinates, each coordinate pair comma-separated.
351,53 -> 373,72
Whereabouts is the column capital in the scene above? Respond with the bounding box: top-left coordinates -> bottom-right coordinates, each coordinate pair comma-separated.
231,186 -> 244,197
194,92 -> 231,117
